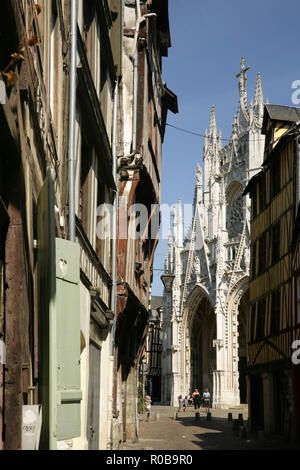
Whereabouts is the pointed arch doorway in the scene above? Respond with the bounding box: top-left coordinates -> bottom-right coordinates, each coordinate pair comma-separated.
188,296 -> 216,397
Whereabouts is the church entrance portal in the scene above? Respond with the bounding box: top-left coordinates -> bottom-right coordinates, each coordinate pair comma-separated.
190,297 -> 216,396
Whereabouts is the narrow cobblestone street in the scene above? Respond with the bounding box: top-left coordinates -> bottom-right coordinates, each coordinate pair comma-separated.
123,405 -> 296,451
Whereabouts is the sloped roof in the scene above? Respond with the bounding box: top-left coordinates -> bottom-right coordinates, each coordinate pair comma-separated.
262,104 -> 300,134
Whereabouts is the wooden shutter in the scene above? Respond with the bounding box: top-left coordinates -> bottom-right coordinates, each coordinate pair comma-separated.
55,238 -> 82,440
38,168 -> 81,449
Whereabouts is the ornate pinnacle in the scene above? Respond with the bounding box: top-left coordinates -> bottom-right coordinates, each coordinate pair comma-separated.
254,72 -> 264,107
236,56 -> 250,112
209,105 -> 217,140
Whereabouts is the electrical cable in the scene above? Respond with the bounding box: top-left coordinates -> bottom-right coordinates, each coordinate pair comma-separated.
165,122 -> 267,142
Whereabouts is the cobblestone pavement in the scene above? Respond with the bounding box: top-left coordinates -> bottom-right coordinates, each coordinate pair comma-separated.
123,405 -> 297,451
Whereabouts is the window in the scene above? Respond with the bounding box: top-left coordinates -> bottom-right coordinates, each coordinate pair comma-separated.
271,155 -> 281,198
270,288 -> 281,335
96,180 -> 112,273
250,304 -> 256,342
80,134 -> 93,231
258,232 -> 267,274
256,298 -> 266,339
271,221 -> 281,263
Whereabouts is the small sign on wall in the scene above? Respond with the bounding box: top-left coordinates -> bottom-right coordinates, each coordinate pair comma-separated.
22,405 -> 42,450
0,339 -> 6,364
0,79 -> 6,105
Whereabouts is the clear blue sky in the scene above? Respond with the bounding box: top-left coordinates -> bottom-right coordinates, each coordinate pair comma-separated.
151,0 -> 300,296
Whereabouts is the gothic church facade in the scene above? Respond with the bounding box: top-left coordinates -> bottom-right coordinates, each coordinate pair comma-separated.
161,58 -> 265,407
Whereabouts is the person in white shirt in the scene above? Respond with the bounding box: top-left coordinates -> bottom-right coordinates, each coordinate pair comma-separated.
145,395 -> 151,421
203,388 -> 211,410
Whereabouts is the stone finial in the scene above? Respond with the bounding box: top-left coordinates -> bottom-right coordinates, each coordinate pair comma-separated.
236,56 -> 250,114
209,105 -> 217,140
254,72 -> 264,107
196,163 -> 202,186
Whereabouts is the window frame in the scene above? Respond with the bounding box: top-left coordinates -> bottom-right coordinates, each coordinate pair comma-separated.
256,297 -> 266,340
258,232 -> 267,275
271,154 -> 281,199
270,288 -> 281,335
271,220 -> 281,264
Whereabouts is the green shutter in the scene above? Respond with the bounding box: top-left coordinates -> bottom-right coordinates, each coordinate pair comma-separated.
55,238 -> 82,440
38,168 -> 81,449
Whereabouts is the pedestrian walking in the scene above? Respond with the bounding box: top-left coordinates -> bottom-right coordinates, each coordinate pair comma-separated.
192,388 -> 201,418
183,395 -> 189,411
145,395 -> 151,421
203,388 -> 211,410
177,394 -> 183,412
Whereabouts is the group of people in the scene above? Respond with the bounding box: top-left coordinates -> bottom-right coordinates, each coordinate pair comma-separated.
177,388 -> 211,412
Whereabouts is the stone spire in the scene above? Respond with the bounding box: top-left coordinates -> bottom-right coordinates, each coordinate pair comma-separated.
209,105 -> 217,141
254,72 -> 264,117
236,56 -> 250,117
254,72 -> 263,106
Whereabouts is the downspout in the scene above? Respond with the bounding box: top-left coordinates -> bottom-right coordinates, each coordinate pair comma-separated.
110,79 -> 119,447
68,0 -> 78,242
111,79 -> 119,356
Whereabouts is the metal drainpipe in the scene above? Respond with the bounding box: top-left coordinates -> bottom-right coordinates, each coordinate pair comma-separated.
111,78 -> 119,356
68,0 -> 78,242
110,79 -> 119,449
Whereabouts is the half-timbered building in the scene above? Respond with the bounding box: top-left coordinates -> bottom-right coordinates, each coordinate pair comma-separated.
291,196 -> 300,444
245,104 -> 300,439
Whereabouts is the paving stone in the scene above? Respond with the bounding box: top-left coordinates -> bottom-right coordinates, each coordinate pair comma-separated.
123,405 -> 296,451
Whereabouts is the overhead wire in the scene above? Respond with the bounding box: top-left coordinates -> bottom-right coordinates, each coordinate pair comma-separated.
166,122 -> 266,142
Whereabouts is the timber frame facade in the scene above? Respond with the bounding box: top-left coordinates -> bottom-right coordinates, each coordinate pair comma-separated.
245,104 -> 300,440
291,197 -> 300,443
0,0 -> 72,450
